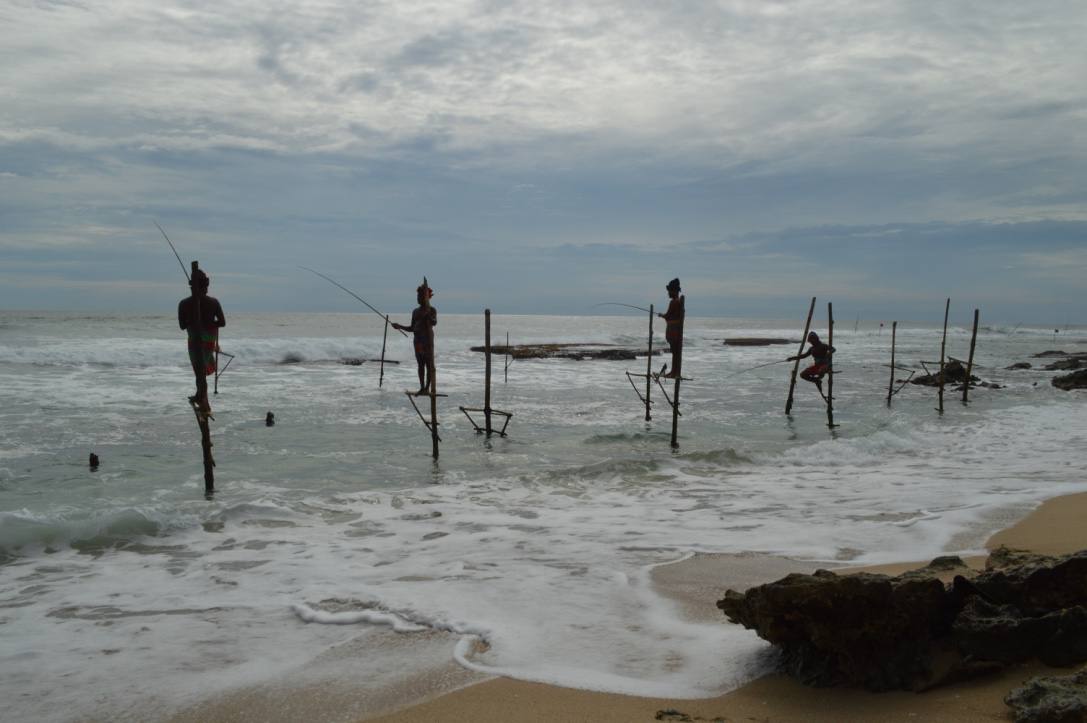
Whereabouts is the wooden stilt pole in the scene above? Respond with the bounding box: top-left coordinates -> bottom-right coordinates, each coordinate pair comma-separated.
826,302 -> 835,428
424,277 -> 439,459
963,308 -> 979,404
190,260 -> 214,495
379,314 -> 389,388
484,309 -> 493,436
887,321 -> 897,406
645,304 -> 654,422
670,376 -> 681,449
504,332 -> 510,384
938,297 -> 950,414
786,297 -> 817,415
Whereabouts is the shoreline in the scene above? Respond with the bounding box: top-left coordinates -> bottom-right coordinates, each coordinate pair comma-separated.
360,491 -> 1087,723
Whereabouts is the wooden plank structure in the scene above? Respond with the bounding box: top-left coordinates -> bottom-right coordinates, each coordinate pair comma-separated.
825,302 -> 836,428
938,298 -> 950,414
460,309 -> 513,437
962,309 -> 979,404
785,297 -> 817,415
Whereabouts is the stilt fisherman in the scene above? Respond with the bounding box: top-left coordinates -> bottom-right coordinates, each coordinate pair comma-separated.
659,278 -> 685,378
178,268 -> 225,414
789,331 -> 835,394
393,283 -> 437,395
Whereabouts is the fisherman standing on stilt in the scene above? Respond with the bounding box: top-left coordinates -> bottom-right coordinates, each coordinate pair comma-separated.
788,331 -> 834,395
178,268 -> 225,415
393,284 -> 437,396
659,278 -> 685,378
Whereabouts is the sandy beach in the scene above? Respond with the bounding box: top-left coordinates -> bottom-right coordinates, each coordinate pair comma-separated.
362,492 -> 1087,723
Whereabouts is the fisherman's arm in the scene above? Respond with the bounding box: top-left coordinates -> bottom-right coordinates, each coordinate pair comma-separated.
788,348 -> 812,361
178,300 -> 188,330
212,299 -> 226,328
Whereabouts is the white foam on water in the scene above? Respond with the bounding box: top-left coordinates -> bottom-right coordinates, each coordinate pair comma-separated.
2,312 -> 1085,721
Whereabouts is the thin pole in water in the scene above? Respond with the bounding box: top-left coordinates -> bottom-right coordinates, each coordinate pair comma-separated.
786,297 -> 817,415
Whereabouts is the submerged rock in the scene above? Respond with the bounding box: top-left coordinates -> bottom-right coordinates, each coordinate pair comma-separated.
1006,362 -> 1033,370
1045,356 -> 1087,371
1005,667 -> 1087,723
717,548 -> 1087,691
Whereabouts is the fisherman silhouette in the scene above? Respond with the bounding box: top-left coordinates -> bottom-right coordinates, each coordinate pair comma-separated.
178,268 -> 225,414
392,284 -> 437,395
789,331 -> 835,393
658,278 -> 685,378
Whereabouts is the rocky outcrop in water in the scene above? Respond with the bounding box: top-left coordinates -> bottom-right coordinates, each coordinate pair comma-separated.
1044,355 -> 1087,371
1006,362 -> 1033,370
1005,667 -> 1087,723
717,547 -> 1087,692
1054,369 -> 1087,391
909,360 -> 980,387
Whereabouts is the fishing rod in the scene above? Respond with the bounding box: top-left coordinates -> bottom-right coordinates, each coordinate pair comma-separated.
155,221 -> 190,283
592,302 -> 653,314
733,358 -> 793,375
300,266 -> 408,337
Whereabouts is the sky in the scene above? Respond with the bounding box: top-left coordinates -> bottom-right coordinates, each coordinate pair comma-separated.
1,0 -> 1085,324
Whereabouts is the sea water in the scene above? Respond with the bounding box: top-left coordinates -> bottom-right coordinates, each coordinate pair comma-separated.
1,310 -> 1085,721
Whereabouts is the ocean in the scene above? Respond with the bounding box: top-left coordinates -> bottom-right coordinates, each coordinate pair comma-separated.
1,310 -> 1084,721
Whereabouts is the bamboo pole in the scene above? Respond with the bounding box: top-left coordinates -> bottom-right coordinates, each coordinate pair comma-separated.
826,302 -> 835,428
886,321 -> 897,406
189,260 -> 214,494
645,304 -> 654,422
379,314 -> 389,388
962,309 -> 979,404
484,309 -> 492,436
786,297 -> 817,415
504,332 -> 510,384
938,297 -> 950,414
424,277 -> 439,459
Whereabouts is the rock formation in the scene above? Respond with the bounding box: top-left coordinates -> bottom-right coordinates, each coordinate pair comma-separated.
717,547 -> 1087,692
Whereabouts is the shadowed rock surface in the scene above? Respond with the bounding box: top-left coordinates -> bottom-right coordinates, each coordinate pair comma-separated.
1053,369 -> 1087,391
470,343 -> 662,361
1006,362 -> 1033,370
910,360 -> 981,387
1045,355 -> 1087,371
1004,667 -> 1087,723
717,548 -> 1087,691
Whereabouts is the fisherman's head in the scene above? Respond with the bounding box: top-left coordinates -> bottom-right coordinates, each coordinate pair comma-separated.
190,269 -> 210,295
808,331 -> 820,342
666,278 -> 681,297
416,284 -> 433,305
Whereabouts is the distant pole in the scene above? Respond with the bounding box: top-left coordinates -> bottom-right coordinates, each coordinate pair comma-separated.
886,321 -> 897,406
379,314 -> 389,388
962,309 -> 979,404
424,277 -> 439,459
826,302 -> 835,428
484,309 -> 493,436
645,304 -> 654,422
938,297 -> 950,414
786,297 -> 817,415
504,332 -> 510,384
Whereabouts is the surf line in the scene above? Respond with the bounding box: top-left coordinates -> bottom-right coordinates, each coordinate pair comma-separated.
156,222 -> 234,395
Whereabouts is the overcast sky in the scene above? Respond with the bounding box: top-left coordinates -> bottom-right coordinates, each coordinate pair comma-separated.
2,0 -> 1085,323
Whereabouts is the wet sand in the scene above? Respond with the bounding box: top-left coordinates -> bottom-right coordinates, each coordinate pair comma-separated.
364,492 -> 1087,723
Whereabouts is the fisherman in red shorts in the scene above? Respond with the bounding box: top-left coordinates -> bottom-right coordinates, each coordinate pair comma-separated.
789,331 -> 835,393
